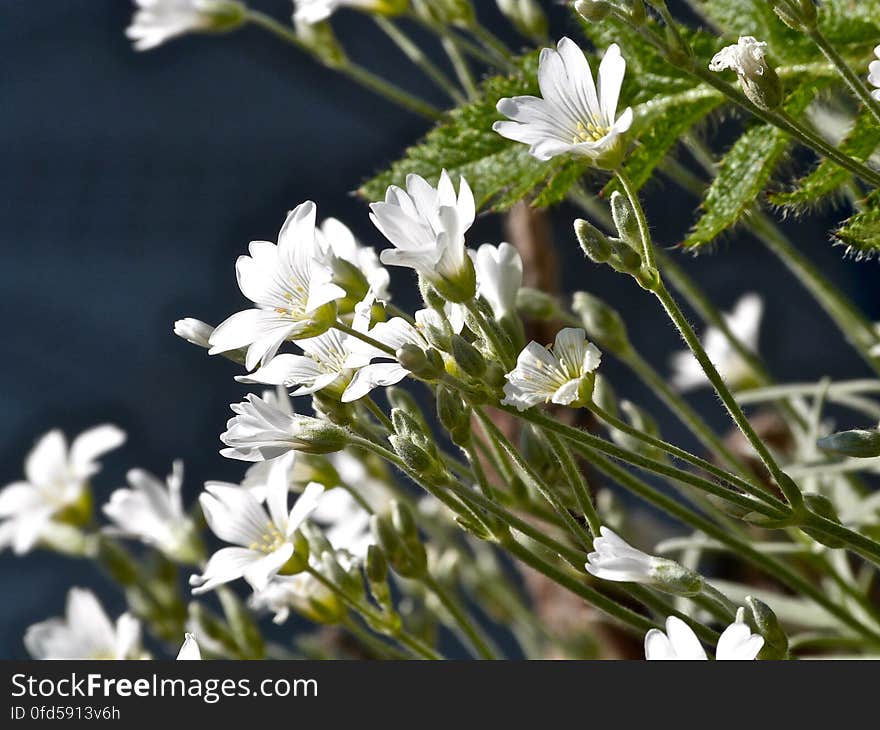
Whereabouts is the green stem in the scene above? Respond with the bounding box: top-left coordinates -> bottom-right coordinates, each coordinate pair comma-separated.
363,396 -> 395,432
806,27 -> 880,127
615,170 -> 656,269
653,281 -> 803,509
570,443 -> 880,645
500,534 -> 659,637
373,16 -> 465,104
440,36 -> 478,100
545,432 -> 601,536
506,406 -> 788,517
463,436 -> 498,502
584,400 -> 767,506
464,300 -> 515,369
247,10 -> 443,120
306,567 -> 443,660
475,408 -> 595,548
333,321 -> 397,357
620,347 -> 752,476
423,574 -> 498,659
343,616 -> 411,659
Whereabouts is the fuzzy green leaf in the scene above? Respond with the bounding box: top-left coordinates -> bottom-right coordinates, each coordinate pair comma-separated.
833,192 -> 880,260
683,86 -> 820,250
769,111 -> 880,210
358,52 -> 574,211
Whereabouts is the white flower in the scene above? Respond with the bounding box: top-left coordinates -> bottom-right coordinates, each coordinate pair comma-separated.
102,461 -> 200,562
126,0 -> 242,51
249,572 -> 340,624
709,36 -> 781,109
25,588 -> 146,660
585,526 -> 661,583
235,293 -> 374,398
190,457 -> 325,593
494,39 -> 632,166
177,633 -> 201,660
645,610 -> 764,660
669,293 -> 763,392
341,316 -> 431,402
370,171 -> 476,300
502,328 -> 601,411
0,426 -> 125,555
174,318 -> 214,348
586,526 -> 702,595
208,202 -> 345,371
317,217 -> 391,302
472,242 -> 523,319
220,393 -> 347,461
709,36 -> 769,78
869,45 -> 880,102
293,0 -> 403,25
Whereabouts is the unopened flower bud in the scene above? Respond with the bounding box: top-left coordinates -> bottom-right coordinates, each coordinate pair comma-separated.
744,596 -> 788,659
586,526 -> 702,596
608,238 -> 643,274
610,191 -> 640,248
574,0 -> 611,21
436,385 -> 471,445
289,417 -> 349,454
312,391 -> 355,427
450,334 -> 486,378
817,428 -> 880,458
802,493 -> 846,548
389,435 -> 437,476
366,544 -> 393,608
397,343 -> 429,373
277,530 -> 311,576
174,318 -> 214,348
572,291 -> 630,355
320,550 -> 363,597
496,0 -> 547,42
768,0 -> 816,31
516,287 -> 559,320
709,36 -> 782,111
294,19 -> 347,69
372,511 -> 427,578
386,387 -> 430,430
414,0 -> 475,27
574,218 -> 612,263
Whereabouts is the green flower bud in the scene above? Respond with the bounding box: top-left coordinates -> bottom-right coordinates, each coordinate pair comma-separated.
817,429 -> 880,458
610,191 -> 640,248
802,493 -> 846,548
571,291 -> 631,355
397,343 -> 428,373
387,387 -> 430,429
450,334 -> 487,378
496,0 -> 547,42
366,544 -> 393,609
300,520 -> 335,557
744,595 -> 788,659
312,391 -> 356,427
389,435 -> 437,476
436,384 -> 471,445
371,512 -> 427,578
201,1 -> 247,33
414,0 -> 475,27
652,560 -> 704,596
574,0 -> 611,21
294,19 -> 347,69
768,0 -> 816,30
484,362 -> 507,389
289,416 -> 349,454
608,238 -> 643,274
391,500 -> 420,544
97,538 -> 140,586
516,287 -> 559,320
320,550 -> 363,598
574,218 -> 612,263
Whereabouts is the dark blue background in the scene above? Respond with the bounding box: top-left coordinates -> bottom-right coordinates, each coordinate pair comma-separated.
1,1 -> 876,657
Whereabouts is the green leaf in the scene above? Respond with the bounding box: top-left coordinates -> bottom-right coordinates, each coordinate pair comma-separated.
769,111 -> 880,210
359,51 -> 574,211
833,191 -> 880,260
683,85 -> 820,250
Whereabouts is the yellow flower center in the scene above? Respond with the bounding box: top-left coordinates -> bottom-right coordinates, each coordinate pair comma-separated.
249,522 -> 286,554
573,120 -> 609,144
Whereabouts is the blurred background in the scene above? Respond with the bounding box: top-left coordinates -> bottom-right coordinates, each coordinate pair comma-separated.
1,1 -> 877,657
